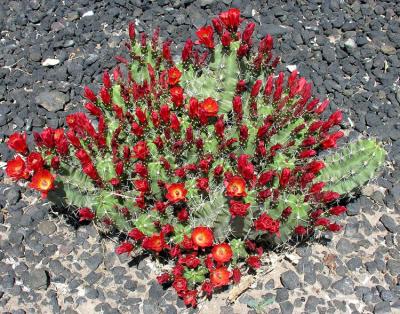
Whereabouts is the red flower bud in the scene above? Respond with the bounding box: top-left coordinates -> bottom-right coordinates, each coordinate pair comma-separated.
128,21 -> 136,41
84,86 -> 97,102
279,168 -> 291,188
242,22 -> 255,43
250,79 -> 262,97
221,31 -> 232,47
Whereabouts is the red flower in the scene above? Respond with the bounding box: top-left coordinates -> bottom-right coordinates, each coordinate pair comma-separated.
281,206 -> 292,219
196,177 -> 209,192
172,277 -> 188,293
225,176 -> 247,197
210,267 -> 230,287
179,253 -> 201,268
142,233 -> 166,252
84,86 -> 97,102
258,170 -> 275,186
51,156 -> 60,170
328,223 -> 341,232
254,213 -> 280,234
182,38 -> 193,62
191,227 -> 214,248
212,243 -> 233,263
279,168 -> 291,188
250,80 -> 262,97
7,132 -> 27,154
6,156 -> 29,180
221,31 -> 232,47
159,104 -> 171,123
232,267 -> 241,284
168,67 -> 182,86
196,26 -> 214,49
247,255 -> 261,269
133,141 -> 149,160
237,154 -> 255,180
315,218 -> 330,227
294,225 -> 308,235
202,280 -> 214,297
177,208 -> 189,222
166,183 -> 188,203
115,241 -> 134,255
199,97 -> 219,118
28,169 -> 55,198
78,207 -> 95,222
156,273 -> 170,285
172,265 -> 184,277
128,228 -> 145,241
329,206 -> 347,216
170,86 -> 184,107
229,200 -> 250,218
134,179 -> 149,193
128,21 -> 135,41
321,191 -> 340,203
219,8 -> 241,31
183,290 -> 198,308
100,86 -> 111,105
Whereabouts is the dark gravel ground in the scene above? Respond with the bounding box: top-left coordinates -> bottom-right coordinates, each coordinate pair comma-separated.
0,0 -> 399,313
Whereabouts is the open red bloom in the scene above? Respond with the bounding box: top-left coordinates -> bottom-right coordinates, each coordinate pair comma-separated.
6,156 -> 29,180
115,241 -> 134,255
142,233 -> 166,252
134,179 -> 149,193
229,200 -> 250,218
196,26 -> 214,49
199,97 -> 219,118
78,207 -> 95,222
168,67 -> 181,86
225,176 -> 247,197
172,277 -> 188,293
133,141 -> 149,160
7,132 -> 27,154
28,169 -> 55,198
210,267 -> 230,287
212,243 -> 233,263
219,8 -> 241,31
191,227 -> 214,248
166,183 -> 187,203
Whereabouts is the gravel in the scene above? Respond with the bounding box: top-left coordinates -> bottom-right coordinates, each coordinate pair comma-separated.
0,0 -> 399,313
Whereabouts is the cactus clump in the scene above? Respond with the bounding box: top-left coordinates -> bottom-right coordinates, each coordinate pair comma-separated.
5,8 -> 386,307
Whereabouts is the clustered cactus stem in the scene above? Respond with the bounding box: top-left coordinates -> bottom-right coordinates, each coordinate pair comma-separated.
5,8 -> 386,307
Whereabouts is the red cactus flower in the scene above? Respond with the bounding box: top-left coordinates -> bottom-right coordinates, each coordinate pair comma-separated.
232,267 -> 241,284
172,277 -> 188,293
183,290 -> 198,307
134,179 -> 149,193
279,168 -> 291,188
170,86 -> 184,107
132,141 -> 149,160
247,255 -> 261,269
177,208 -> 189,222
225,176 -> 247,197
202,280 -> 214,297
78,207 -> 95,222
115,241 -> 134,255
329,206 -> 347,216
229,200 -> 250,218
294,225 -> 308,235
166,183 -> 187,203
196,25 -> 214,49
199,97 -> 219,118
128,21 -> 135,41
168,67 -> 181,86
28,169 -> 55,198
191,227 -> 214,248
196,177 -> 209,192
219,8 -> 241,31
6,156 -> 29,180
179,253 -> 201,268
328,223 -> 341,232
221,31 -> 232,47
128,228 -> 145,241
212,243 -> 233,263
254,213 -> 280,234
7,132 -> 27,154
142,233 -> 166,252
84,86 -> 97,102
210,267 -> 230,287
156,273 -> 170,285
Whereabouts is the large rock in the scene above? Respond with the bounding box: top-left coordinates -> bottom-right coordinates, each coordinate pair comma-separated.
26,269 -> 49,290
35,91 -> 69,112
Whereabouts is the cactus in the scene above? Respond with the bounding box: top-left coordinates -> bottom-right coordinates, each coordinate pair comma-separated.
5,8 -> 386,308
317,139 -> 386,195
